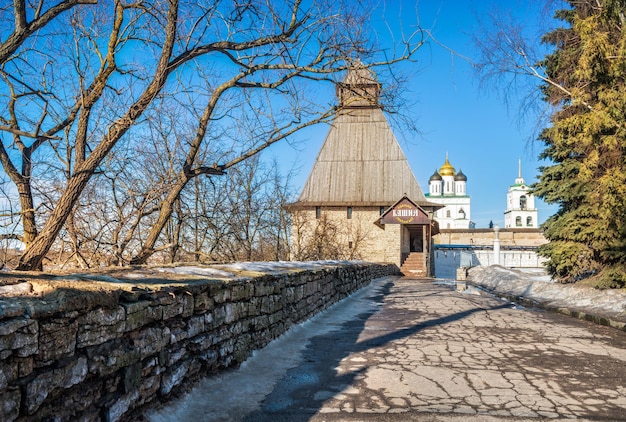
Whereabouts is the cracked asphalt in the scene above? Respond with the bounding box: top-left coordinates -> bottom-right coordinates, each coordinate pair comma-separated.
246,277 -> 626,422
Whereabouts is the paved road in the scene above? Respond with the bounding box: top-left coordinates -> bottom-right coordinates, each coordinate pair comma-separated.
148,277 -> 626,422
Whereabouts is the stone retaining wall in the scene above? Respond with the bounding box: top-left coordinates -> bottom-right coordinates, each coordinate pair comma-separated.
0,262 -> 397,421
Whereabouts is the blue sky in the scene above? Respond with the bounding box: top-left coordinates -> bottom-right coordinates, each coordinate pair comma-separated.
265,0 -> 561,228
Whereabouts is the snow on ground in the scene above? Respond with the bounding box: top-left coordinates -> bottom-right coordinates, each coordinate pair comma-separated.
153,266 -> 236,278
469,266 -> 626,321
214,260 -> 366,274
142,264 -> 626,421
145,274 -> 389,422
126,260 -> 365,281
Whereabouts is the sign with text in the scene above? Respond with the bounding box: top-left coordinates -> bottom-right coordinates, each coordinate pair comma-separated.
381,198 -> 430,225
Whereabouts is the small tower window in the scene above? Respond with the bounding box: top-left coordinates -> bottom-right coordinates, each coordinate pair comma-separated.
515,216 -> 522,226
446,210 -> 451,218
527,217 -> 533,227
520,195 -> 527,210
316,206 -> 321,219
379,206 -> 385,216
347,207 -> 353,219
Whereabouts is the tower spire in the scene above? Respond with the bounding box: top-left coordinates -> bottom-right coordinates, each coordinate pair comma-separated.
515,158 -> 525,185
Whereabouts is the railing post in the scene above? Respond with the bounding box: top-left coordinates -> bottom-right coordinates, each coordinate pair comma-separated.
493,225 -> 501,266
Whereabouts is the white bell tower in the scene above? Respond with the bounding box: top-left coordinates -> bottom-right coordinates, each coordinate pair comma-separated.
504,160 -> 538,228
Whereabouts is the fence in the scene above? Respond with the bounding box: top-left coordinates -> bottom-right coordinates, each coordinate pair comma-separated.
433,245 -> 547,279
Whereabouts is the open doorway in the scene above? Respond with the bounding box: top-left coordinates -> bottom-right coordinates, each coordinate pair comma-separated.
410,230 -> 423,252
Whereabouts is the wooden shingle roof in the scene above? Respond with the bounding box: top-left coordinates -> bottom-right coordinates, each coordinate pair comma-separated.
293,66 -> 429,207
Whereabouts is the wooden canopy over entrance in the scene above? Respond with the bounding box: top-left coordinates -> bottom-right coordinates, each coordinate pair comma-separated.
380,197 -> 430,225
378,196 -> 439,233
378,196 -> 439,277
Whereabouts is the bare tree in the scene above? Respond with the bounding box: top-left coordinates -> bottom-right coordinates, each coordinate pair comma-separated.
471,3 -> 588,120
1,0 -> 425,271
288,207 -> 373,261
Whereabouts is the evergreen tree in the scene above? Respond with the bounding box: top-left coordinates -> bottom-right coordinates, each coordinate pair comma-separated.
534,0 -> 626,287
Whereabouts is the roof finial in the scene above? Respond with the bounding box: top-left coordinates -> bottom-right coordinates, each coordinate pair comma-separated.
515,158 -> 525,185
439,152 -> 456,176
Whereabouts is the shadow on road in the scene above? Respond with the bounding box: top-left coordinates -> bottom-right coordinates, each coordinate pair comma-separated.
243,279 -> 512,421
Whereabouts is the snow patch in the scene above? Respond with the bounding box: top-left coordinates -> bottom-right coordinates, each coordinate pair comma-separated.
215,260 -> 365,274
469,266 -> 626,316
154,266 -> 235,278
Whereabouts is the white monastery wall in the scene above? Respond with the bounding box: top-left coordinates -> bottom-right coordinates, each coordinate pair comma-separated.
434,248 -> 548,278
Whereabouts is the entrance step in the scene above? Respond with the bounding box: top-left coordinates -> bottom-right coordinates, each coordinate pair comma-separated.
401,252 -> 427,276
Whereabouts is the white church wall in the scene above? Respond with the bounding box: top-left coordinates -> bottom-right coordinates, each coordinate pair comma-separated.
431,197 -> 471,229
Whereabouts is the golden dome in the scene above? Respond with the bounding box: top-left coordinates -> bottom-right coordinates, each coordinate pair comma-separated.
439,155 -> 456,176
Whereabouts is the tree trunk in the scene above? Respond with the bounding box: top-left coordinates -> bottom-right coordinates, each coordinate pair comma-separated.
14,0 -> 180,271
16,181 -> 37,246
130,177 -> 188,265
16,168 -> 94,270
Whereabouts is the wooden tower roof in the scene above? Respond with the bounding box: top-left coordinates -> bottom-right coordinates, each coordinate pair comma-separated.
292,66 -> 429,207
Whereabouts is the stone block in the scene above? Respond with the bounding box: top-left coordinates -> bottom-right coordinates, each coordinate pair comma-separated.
212,287 -> 231,304
87,338 -> 141,376
254,315 -> 269,330
204,310 -> 215,328
198,349 -> 218,367
131,326 -> 170,360
139,374 -> 161,400
168,319 -> 187,344
77,307 -> 125,348
16,357 -> 33,378
165,348 -> 187,367
0,363 -> 12,389
231,283 -> 254,301
37,318 -> 78,364
161,292 -> 194,320
247,297 -> 260,316
123,301 -> 162,331
295,285 -> 304,301
254,281 -> 275,297
194,292 -> 215,312
123,362 -> 142,394
0,317 -> 32,336
213,305 -> 227,326
0,318 -> 38,358
224,302 -> 236,324
0,388 -> 20,422
104,389 -> 139,422
160,361 -> 190,395
185,315 -> 205,338
188,333 -> 213,354
25,356 -> 88,414
283,287 -> 296,305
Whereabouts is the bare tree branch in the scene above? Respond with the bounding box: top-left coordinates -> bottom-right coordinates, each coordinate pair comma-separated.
1,0 -> 97,64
